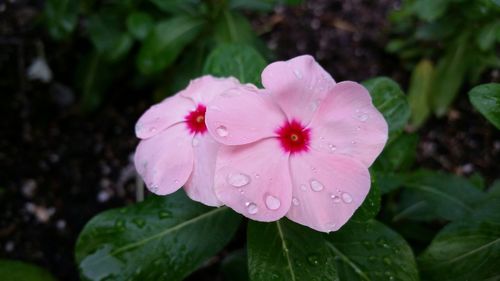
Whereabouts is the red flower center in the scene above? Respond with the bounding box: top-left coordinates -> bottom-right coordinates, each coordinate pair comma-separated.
185,104 -> 207,134
276,120 -> 310,154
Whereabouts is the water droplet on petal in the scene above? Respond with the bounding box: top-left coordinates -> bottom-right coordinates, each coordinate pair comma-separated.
227,173 -> 250,187
149,126 -> 157,133
300,184 -> 307,191
265,195 -> 281,210
330,194 -> 341,203
342,192 -> 353,203
192,137 -> 199,147
293,69 -> 303,79
292,197 -> 300,206
310,179 -> 324,192
135,123 -> 143,134
358,114 -> 369,122
328,143 -> 336,152
216,125 -> 228,137
150,184 -> 159,193
247,203 -> 258,214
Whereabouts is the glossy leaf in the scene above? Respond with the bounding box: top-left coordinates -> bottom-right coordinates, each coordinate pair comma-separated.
468,83 -> 500,129
0,260 -> 56,281
149,0 -> 201,14
398,170 -> 487,221
418,198 -> 500,281
248,219 -> 338,281
363,77 -> 411,142
87,12 -> 133,62
351,181 -> 381,222
221,250 -> 249,281
44,0 -> 79,40
126,12 -> 154,40
431,35 -> 469,116
213,11 -> 255,44
203,44 -> 267,86
412,0 -> 449,21
373,133 -> 419,173
137,16 -> 205,75
326,220 -> 419,281
407,59 -> 434,129
75,191 -> 241,281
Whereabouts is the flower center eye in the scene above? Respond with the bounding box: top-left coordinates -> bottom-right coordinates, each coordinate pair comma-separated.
185,104 -> 207,134
276,120 -> 310,154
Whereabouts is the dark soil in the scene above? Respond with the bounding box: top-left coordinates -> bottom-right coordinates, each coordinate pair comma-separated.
0,0 -> 498,280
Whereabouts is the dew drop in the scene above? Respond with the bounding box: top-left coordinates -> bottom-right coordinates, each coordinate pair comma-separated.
341,192 -> 353,203
328,143 -> 336,152
149,184 -> 159,193
358,114 -> 369,122
265,195 -> 281,210
216,125 -> 228,137
292,197 -> 300,206
227,173 -> 250,187
310,179 -> 324,192
247,203 -> 258,214
158,210 -> 171,219
330,194 -> 341,203
293,69 -> 303,79
149,126 -> 157,133
192,137 -> 199,147
132,218 -> 146,228
307,255 -> 320,266
300,184 -> 307,191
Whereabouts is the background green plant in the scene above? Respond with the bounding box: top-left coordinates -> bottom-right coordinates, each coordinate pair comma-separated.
388,0 -> 500,128
44,0 -> 298,111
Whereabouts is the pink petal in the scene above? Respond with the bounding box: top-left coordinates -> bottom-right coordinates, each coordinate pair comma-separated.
286,150 -> 370,232
261,55 -> 336,125
134,123 -> 194,195
183,133 -> 222,207
309,81 -> 388,166
135,94 -> 195,139
214,139 -> 292,221
205,86 -> 285,145
181,75 -> 243,105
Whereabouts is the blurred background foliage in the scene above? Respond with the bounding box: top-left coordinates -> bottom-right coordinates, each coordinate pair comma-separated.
44,0 -> 300,111
387,0 -> 500,128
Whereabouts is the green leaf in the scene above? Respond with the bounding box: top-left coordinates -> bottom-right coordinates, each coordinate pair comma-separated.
477,21 -> 500,51
351,181 -> 381,222
373,133 -> 419,173
398,170 -> 487,221
87,12 -> 133,62
229,0 -> 302,11
44,0 -> 79,40
213,11 -> 255,44
418,198 -> 500,281
126,12 -> 154,40
203,44 -> 267,86
76,52 -> 113,111
0,260 -> 57,281
362,77 -> 411,142
326,220 -> 419,281
247,219 -> 338,281
137,16 -> 205,75
468,83 -> 500,129
431,35 -> 469,116
221,250 -> 249,281
412,0 -> 449,21
75,191 -> 241,281
149,0 -> 201,14
407,59 -> 434,129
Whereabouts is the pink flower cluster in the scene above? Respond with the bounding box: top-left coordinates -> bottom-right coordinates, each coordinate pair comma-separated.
134,55 -> 388,232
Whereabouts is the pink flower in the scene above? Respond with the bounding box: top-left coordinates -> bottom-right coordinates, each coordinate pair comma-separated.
205,55 -> 388,232
134,75 -> 245,207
